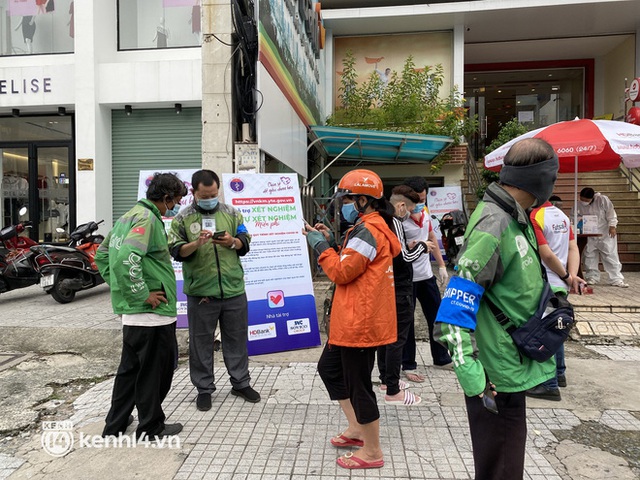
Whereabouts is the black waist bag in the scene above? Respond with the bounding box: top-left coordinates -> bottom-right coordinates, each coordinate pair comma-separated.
487,283 -> 576,362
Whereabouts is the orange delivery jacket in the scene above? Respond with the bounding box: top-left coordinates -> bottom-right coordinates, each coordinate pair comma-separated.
319,211 -> 401,348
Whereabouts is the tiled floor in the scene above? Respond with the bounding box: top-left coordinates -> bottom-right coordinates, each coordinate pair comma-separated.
53,356 -> 635,480
584,345 -> 640,361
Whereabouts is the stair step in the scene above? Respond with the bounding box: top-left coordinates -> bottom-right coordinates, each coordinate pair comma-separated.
463,165 -> 640,271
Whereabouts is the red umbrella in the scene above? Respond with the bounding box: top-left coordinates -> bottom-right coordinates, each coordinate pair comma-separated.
484,118 -> 640,224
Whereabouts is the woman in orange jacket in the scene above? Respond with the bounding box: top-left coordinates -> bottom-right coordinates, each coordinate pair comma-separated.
305,169 -> 401,470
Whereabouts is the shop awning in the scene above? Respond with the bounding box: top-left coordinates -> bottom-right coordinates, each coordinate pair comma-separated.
308,125 -> 454,163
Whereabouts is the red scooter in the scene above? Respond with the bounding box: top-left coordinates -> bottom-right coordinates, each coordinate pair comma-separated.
33,220 -> 105,304
0,215 -> 48,293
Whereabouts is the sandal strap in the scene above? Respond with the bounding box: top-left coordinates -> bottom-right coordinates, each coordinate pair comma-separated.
404,391 -> 419,405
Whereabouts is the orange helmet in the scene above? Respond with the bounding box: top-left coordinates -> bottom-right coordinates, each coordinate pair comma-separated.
336,169 -> 384,199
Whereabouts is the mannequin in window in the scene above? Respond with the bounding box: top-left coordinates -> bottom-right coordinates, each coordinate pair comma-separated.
68,2 -> 74,38
15,16 -> 36,54
152,17 -> 169,48
189,0 -> 201,41
36,0 -> 47,14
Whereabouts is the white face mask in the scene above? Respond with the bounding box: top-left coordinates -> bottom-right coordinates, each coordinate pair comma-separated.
580,201 -> 591,207
395,203 -> 409,220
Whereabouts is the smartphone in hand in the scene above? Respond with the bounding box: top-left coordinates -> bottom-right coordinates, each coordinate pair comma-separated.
481,382 -> 498,414
212,230 -> 226,240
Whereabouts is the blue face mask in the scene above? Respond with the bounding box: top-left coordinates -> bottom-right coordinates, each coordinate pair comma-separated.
413,203 -> 425,214
197,198 -> 219,211
163,199 -> 180,217
341,202 -> 359,224
164,204 -> 180,217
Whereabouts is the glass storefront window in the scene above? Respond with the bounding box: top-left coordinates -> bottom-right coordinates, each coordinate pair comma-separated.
465,68 -> 585,158
118,0 -> 202,50
0,0 -> 74,56
0,116 -> 72,141
0,116 -> 73,240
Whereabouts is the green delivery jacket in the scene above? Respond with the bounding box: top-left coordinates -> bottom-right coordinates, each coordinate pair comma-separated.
167,202 -> 250,299
95,199 -> 177,317
434,183 -> 555,397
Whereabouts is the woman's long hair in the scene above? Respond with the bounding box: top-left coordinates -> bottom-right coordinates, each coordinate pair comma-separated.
370,196 -> 395,230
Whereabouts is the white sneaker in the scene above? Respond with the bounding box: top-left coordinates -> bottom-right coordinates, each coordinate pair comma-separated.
611,281 -> 629,288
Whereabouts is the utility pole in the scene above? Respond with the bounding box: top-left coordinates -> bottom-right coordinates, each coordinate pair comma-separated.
201,0 -> 234,175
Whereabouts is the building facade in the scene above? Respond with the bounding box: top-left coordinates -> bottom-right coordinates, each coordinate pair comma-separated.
0,0 -> 202,240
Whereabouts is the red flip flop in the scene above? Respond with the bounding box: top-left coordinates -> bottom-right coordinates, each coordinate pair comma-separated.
336,452 -> 384,469
330,433 -> 364,448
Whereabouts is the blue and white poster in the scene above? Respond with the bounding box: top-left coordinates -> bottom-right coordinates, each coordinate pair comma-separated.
222,173 -> 321,355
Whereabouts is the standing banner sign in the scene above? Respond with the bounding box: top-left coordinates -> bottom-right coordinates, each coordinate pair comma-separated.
222,173 -> 321,356
426,186 -> 464,258
137,169 -> 197,328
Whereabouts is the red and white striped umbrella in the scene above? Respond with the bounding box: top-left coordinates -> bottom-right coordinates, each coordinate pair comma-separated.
484,118 -> 640,172
484,118 -> 640,225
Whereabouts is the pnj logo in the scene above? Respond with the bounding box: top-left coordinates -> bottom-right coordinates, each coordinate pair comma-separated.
248,323 -> 277,341
229,178 -> 244,192
268,290 -> 284,308
287,318 -> 311,335
41,421 -> 74,457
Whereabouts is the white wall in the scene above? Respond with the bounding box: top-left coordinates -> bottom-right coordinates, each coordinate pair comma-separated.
256,63 -> 308,177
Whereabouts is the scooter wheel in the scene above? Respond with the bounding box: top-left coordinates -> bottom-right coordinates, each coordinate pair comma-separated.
51,274 -> 76,304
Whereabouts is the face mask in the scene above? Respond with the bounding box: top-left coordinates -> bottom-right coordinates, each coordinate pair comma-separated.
341,202 -> 359,224
580,201 -> 591,207
395,203 -> 409,220
197,198 -> 219,210
412,203 -> 425,214
164,203 -> 180,217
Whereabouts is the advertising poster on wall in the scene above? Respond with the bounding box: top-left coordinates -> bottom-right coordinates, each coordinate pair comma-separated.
222,173 -> 321,356
426,186 -> 463,258
138,169 -> 197,328
258,0 -> 324,125
333,32 -> 453,109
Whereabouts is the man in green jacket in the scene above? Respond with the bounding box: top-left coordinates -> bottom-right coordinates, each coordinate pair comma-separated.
96,172 -> 187,440
435,138 -> 559,480
168,169 -> 260,411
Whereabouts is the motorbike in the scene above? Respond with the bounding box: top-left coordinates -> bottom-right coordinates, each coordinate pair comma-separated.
34,220 -> 105,304
0,215 -> 46,294
434,209 -> 468,267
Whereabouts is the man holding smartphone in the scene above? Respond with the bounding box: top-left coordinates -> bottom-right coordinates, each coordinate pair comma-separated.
168,169 -> 260,411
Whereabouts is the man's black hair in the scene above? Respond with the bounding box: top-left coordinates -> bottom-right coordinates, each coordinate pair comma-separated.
192,169 -> 220,190
580,187 -> 595,199
402,176 -> 428,194
146,173 -> 187,201
549,195 -> 562,202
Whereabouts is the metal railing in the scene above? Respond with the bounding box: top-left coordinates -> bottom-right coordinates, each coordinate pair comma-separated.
464,143 -> 483,197
620,164 -> 640,194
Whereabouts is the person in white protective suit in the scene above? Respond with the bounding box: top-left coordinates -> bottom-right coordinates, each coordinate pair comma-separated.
576,187 -> 628,288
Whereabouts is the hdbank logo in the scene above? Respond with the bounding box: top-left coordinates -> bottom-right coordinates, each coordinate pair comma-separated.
248,323 -> 277,341
287,318 -> 311,336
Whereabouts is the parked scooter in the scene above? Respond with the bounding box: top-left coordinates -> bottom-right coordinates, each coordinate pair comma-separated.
434,210 -> 468,267
34,220 -> 105,304
0,207 -> 47,293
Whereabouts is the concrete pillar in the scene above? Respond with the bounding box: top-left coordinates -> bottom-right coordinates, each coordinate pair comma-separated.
453,23 -> 465,95
73,0 -> 113,227
201,0 -> 234,175
636,24 -> 640,78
